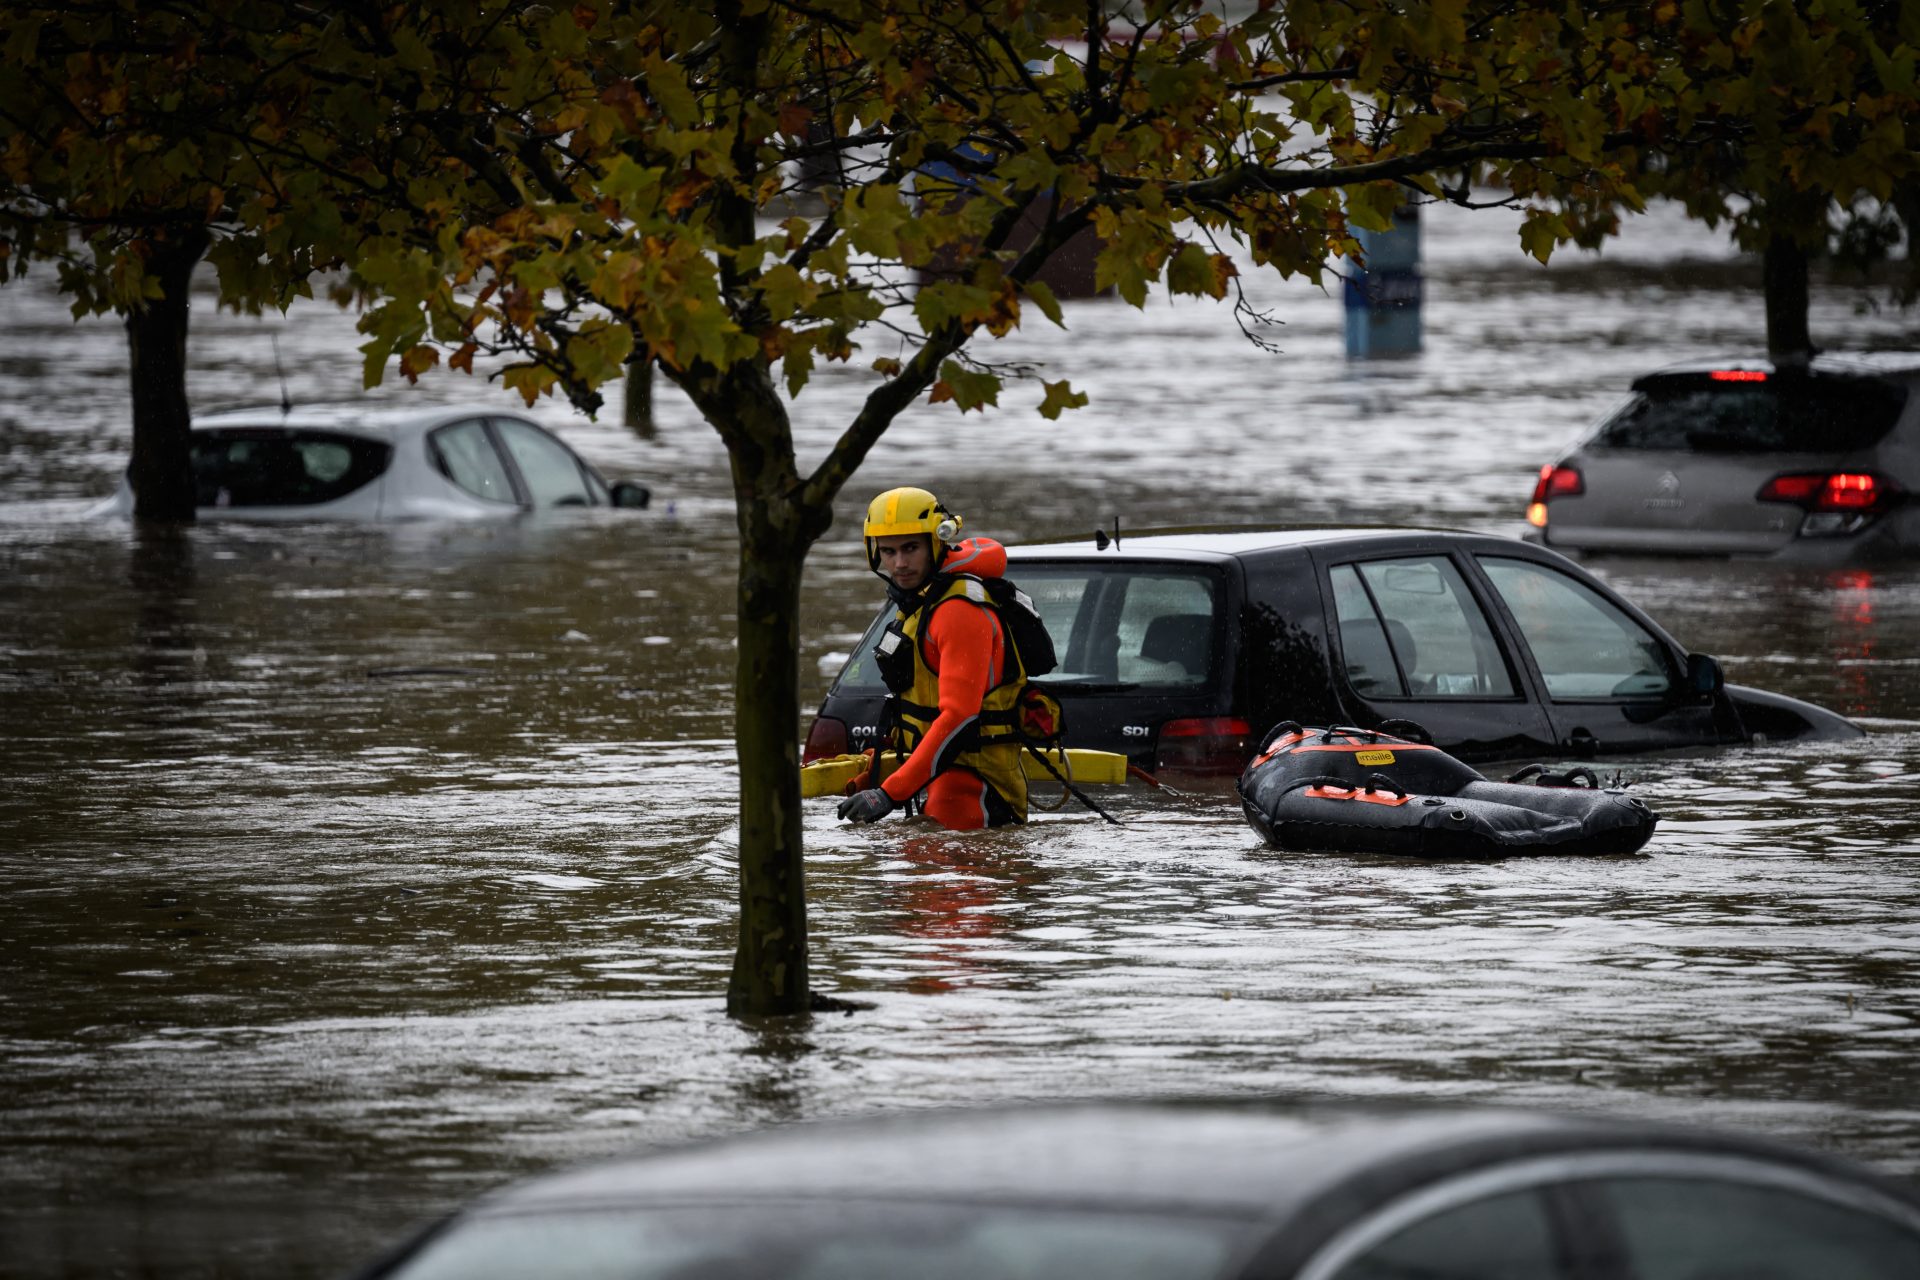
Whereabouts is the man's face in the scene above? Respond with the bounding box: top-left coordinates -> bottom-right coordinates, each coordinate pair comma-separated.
875,534 -> 935,592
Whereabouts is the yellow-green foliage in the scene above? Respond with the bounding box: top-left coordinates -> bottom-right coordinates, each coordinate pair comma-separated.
5,1 -> 1914,414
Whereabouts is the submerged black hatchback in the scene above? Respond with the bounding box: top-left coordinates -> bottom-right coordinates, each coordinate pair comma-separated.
803,527 -> 1859,773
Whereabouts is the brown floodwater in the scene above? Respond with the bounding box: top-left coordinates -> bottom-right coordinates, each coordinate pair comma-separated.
3,201 -> 1920,1277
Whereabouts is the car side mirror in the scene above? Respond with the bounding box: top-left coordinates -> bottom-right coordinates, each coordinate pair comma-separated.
1686,653 -> 1724,697
610,480 -> 651,510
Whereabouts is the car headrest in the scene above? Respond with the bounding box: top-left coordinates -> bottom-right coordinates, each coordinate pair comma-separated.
1139,614 -> 1210,673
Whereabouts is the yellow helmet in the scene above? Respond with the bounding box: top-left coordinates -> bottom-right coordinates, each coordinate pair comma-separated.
863,486 -> 961,570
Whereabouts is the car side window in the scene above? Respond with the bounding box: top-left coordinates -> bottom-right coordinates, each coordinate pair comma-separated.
431,420 -> 519,504
1332,557 -> 1516,699
1325,1188 -> 1571,1280
1479,557 -> 1675,700
193,431 -> 391,507
1591,1176 -> 1920,1280
1331,565 -> 1405,696
495,419 -> 595,507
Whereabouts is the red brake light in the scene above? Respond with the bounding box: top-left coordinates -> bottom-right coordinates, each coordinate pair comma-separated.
1757,474 -> 1822,504
1822,473 -> 1880,509
1157,717 -> 1252,774
803,715 -> 849,763
1758,472 -> 1897,512
1528,464 -> 1584,503
1709,369 -> 1768,382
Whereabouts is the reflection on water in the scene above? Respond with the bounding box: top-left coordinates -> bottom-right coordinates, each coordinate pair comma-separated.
4,210 -> 1920,1276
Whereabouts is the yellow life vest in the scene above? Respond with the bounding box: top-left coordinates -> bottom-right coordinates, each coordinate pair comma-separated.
878,576 -> 1031,821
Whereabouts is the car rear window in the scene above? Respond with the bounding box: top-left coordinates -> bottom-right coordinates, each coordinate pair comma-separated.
193,429 -> 391,507
379,1202 -> 1253,1280
833,562 -> 1221,695
1590,372 -> 1907,454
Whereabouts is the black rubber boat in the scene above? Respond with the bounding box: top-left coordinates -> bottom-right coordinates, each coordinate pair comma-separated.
1237,722 -> 1659,858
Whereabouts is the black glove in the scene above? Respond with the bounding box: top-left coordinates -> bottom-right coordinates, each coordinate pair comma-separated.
837,788 -> 896,823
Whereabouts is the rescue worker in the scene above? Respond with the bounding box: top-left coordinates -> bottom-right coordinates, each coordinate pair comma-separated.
837,486 -> 1039,830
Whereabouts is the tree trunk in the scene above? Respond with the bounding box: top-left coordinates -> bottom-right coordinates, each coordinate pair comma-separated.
124,228 -> 210,523
694,344 -> 834,1017
623,355 -> 656,439
725,501 -> 813,1017
1763,232 -> 1814,367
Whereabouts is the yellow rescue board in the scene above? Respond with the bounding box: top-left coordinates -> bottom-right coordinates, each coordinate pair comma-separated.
801,749 -> 1131,798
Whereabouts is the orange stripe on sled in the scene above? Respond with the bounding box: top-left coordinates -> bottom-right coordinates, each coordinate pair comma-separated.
1304,784 -> 1412,807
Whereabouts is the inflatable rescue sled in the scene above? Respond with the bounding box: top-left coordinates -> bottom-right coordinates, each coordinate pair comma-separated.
1237,722 -> 1658,858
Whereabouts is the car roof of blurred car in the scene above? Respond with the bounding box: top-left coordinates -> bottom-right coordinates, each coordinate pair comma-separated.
189,401 -> 539,439
1630,353 -> 1920,385
466,1100 -> 1885,1221
1009,524 -> 1487,561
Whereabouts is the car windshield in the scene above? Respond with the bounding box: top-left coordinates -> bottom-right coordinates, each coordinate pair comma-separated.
381,1202 -> 1252,1280
193,429 -> 391,507
833,562 -> 1222,694
1591,373 -> 1907,454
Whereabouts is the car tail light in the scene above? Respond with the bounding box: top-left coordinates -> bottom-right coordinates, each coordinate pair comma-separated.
1821,474 -> 1885,510
803,715 -> 849,763
1757,472 -> 1898,512
1757,472 -> 1901,537
1156,717 -> 1252,774
1756,473 -> 1822,504
1526,464 -> 1583,527
1709,369 -> 1768,382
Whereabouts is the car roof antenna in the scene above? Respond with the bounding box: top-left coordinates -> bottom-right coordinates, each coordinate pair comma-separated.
1093,515 -> 1121,551
271,335 -> 292,416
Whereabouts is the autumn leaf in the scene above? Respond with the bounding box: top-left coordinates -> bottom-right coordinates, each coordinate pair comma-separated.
935,359 -> 999,412
1036,378 -> 1088,420
502,362 -> 559,406
398,343 -> 439,382
1021,279 -> 1065,328
777,101 -> 812,137
1518,212 -> 1561,265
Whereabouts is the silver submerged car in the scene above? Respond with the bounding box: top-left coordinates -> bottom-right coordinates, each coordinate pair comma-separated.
1526,357 -> 1919,561
350,1100 -> 1920,1280
91,403 -> 650,521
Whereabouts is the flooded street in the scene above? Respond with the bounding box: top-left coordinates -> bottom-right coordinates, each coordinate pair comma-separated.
5,202 -> 1920,1277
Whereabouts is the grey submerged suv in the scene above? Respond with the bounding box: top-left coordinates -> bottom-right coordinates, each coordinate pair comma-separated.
1525,357 -> 1920,561
804,526 -> 1859,775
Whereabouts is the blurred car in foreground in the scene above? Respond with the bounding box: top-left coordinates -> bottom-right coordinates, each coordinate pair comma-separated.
805,526 -> 1858,773
352,1100 -> 1920,1280
1526,357 -> 1920,561
90,403 -> 650,521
